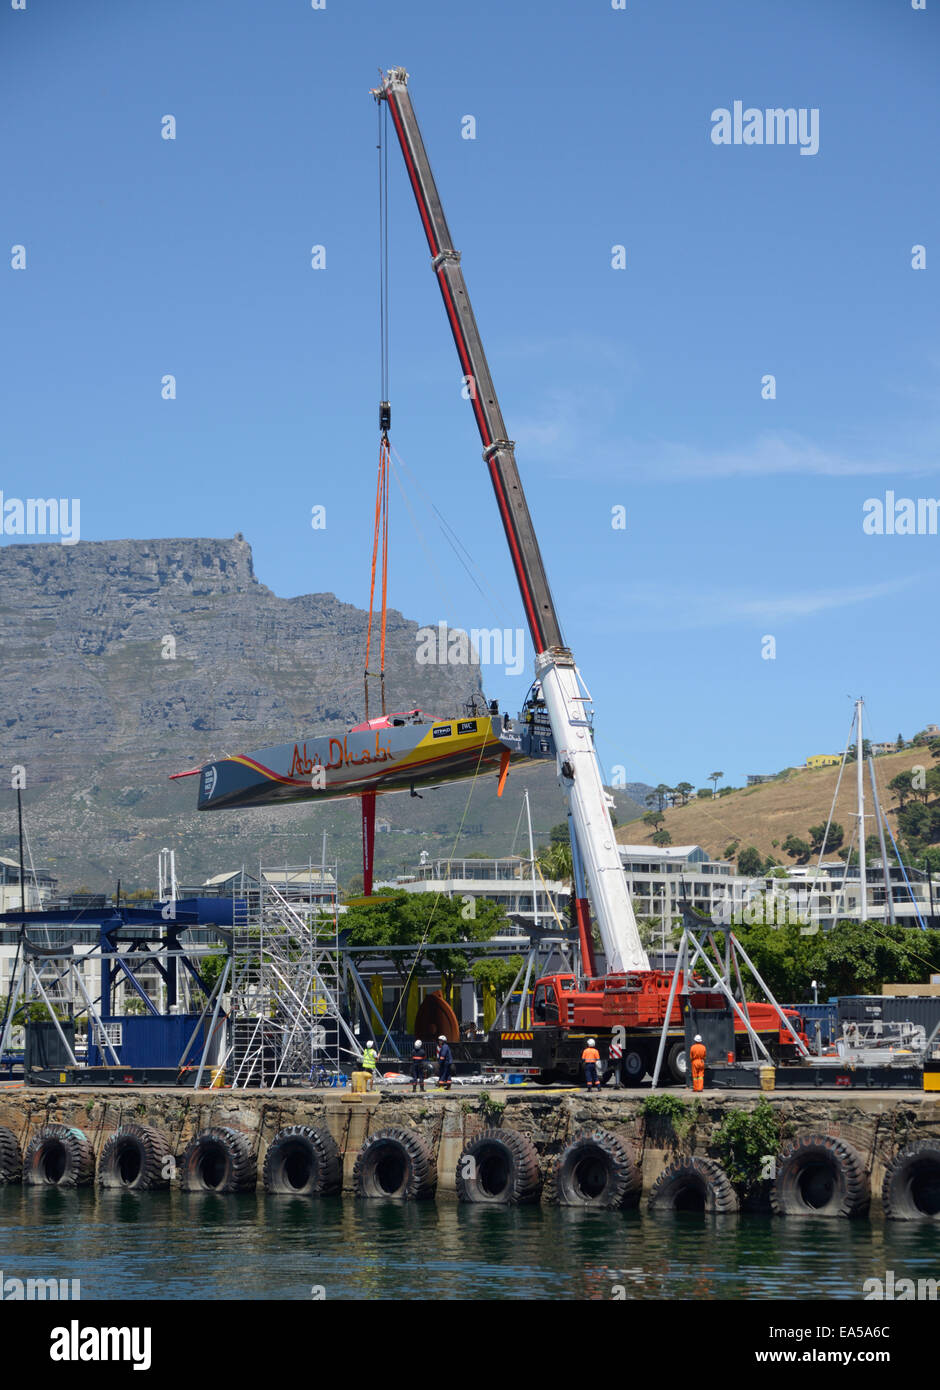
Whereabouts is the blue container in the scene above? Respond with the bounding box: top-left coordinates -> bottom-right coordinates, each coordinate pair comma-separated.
86,1015 -> 206,1068
784,1002 -> 839,1046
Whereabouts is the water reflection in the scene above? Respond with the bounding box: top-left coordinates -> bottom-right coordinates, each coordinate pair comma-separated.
0,1186 -> 934,1301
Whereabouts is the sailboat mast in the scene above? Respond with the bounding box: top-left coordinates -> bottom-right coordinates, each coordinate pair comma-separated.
856,698 -> 867,921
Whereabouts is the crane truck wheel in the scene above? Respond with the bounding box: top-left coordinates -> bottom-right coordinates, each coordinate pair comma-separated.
24,1125 -> 96,1187
179,1126 -> 257,1193
263,1125 -> 342,1196
620,1048 -> 648,1085
353,1127 -> 436,1200
0,1126 -> 22,1184
98,1124 -> 170,1190
665,1043 -> 688,1085
552,1130 -> 641,1209
770,1134 -> 870,1219
648,1157 -> 738,1214
882,1141 -> 940,1221
455,1128 -> 541,1205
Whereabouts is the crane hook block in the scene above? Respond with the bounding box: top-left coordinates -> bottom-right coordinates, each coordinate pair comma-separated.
379,401 -> 391,433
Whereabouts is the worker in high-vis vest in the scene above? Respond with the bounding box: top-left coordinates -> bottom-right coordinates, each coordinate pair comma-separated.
690,1034 -> 707,1093
581,1038 -> 601,1090
361,1040 -> 378,1090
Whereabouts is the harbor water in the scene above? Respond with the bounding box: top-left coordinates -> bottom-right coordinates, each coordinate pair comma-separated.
0,1185 -> 935,1301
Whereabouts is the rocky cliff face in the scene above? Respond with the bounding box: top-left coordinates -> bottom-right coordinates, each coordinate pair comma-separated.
0,536 -> 647,891
1,535 -> 477,767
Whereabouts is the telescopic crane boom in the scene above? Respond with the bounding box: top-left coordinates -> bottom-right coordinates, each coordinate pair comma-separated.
376,67 -> 649,975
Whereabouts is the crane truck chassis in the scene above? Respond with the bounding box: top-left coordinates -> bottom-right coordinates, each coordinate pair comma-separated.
454,972 -> 808,1086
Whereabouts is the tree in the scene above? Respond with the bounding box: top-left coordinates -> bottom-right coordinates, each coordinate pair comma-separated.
808,821 -> 843,854
342,891 -> 510,1007
737,846 -> 764,878
470,955 -> 524,993
898,801 -> 932,843
782,833 -> 812,864
538,842 -> 572,882
642,809 -> 665,833
651,829 -> 672,847
888,772 -> 914,810
926,765 -> 940,801
896,733 -> 905,751
696,787 -> 712,799
722,920 -> 940,1003
675,782 -> 694,806
709,771 -> 723,797
647,784 -> 672,812
548,822 -> 569,847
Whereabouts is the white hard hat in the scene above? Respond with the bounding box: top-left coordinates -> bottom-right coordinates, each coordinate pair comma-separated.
366,1040 -> 374,1047
587,1038 -> 595,1046
694,1034 -> 703,1043
438,1034 -> 446,1041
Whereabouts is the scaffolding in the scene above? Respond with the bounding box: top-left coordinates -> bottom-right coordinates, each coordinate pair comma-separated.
226,862 -> 360,1088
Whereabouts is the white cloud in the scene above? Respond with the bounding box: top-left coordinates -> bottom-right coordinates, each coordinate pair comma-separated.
588,575 -> 920,632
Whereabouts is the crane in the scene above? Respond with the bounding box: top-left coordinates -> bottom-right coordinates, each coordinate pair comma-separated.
375,67 -> 649,978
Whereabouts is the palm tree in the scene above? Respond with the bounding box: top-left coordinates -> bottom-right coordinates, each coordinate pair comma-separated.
709,770 -> 723,798
538,843 -> 573,882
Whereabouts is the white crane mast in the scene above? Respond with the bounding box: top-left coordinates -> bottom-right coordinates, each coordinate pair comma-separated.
376,68 -> 650,975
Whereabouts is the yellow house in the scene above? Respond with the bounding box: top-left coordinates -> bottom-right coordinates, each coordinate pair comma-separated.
806,754 -> 841,769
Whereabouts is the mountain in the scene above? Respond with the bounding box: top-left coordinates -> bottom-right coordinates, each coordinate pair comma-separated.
0,537 -> 646,891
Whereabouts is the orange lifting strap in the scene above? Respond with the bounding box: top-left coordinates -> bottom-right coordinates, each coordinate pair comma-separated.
364,433 -> 390,717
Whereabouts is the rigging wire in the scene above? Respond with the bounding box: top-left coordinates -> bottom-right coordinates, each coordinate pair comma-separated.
389,441 -> 513,626
364,98 -> 392,720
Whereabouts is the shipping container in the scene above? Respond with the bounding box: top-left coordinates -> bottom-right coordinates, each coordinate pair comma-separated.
86,1014 -> 210,1068
837,995 -> 940,1038
785,1002 -> 839,1046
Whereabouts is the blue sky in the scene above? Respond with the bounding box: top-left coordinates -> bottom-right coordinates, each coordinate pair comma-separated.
2,0 -> 938,793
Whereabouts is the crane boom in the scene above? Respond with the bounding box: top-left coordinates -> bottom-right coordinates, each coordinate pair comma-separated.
377,68 -> 649,975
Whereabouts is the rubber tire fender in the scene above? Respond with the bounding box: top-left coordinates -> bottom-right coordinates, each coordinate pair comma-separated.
263,1125 -> 342,1196
353,1126 -> 436,1200
178,1126 -> 257,1193
552,1129 -> 641,1209
648,1156 -> 739,1214
97,1124 -> 170,1191
882,1140 -> 940,1221
0,1125 -> 22,1184
23,1125 -> 96,1188
770,1133 -> 870,1219
455,1127 -> 542,1205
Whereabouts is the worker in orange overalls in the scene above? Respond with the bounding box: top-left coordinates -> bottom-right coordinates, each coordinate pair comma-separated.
581,1038 -> 601,1090
690,1033 -> 707,1092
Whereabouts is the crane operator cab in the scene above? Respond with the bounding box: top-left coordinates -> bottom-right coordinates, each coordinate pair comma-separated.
518,682 -> 555,760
